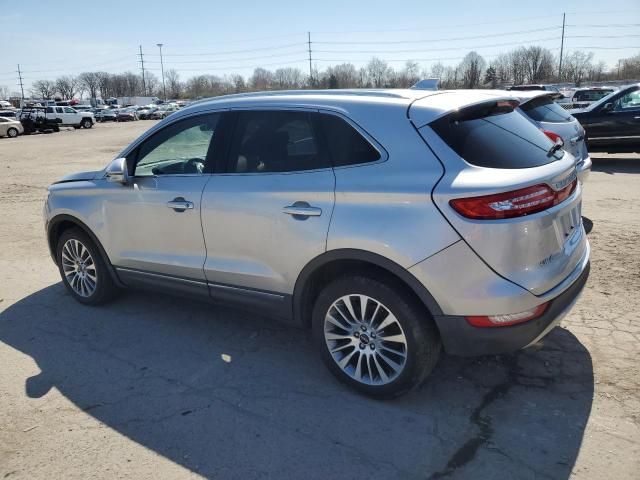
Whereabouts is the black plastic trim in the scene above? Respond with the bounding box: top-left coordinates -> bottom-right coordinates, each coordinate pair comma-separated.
47,214 -> 125,288
293,249 -> 444,326
434,262 -> 590,356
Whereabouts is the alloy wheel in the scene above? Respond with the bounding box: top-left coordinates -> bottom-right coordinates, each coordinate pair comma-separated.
61,238 -> 97,297
324,294 -> 408,386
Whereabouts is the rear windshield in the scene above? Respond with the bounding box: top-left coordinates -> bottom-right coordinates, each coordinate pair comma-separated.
520,96 -> 573,123
431,107 -> 563,169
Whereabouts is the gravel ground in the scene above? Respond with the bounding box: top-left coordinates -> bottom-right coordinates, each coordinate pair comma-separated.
0,121 -> 638,479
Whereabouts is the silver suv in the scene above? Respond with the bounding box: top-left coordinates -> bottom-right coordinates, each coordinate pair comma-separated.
44,89 -> 590,398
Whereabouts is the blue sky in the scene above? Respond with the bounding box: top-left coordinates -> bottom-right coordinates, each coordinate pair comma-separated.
1,0 -> 638,94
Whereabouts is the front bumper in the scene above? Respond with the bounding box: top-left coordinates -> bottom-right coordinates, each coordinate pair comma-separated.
432,262 -> 590,356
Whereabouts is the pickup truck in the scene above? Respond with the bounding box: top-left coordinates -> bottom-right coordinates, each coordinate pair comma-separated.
44,106 -> 95,129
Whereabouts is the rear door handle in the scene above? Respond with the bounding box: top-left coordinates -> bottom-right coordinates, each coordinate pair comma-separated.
283,204 -> 322,218
167,197 -> 194,212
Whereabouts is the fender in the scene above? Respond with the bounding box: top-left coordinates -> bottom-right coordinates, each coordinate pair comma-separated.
47,214 -> 125,288
293,248 -> 443,325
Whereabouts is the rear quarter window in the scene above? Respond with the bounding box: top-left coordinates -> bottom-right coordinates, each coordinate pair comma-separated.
318,114 -> 381,167
520,96 -> 573,123
431,107 -> 563,169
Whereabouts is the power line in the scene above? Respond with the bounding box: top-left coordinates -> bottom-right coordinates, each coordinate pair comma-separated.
144,51 -> 307,65
146,42 -> 304,57
313,27 -> 562,45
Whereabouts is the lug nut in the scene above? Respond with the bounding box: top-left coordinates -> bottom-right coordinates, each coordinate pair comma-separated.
370,332 -> 376,339
370,344 -> 375,350
361,325 -> 367,332
354,332 -> 360,338
359,343 -> 365,350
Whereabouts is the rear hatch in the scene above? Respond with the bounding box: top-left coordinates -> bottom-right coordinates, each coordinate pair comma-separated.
519,95 -> 588,163
412,97 -> 587,296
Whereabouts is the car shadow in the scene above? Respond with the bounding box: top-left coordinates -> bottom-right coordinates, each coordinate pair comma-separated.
0,284 -> 594,479
590,156 -> 640,174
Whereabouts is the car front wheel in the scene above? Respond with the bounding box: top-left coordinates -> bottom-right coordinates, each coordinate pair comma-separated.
56,228 -> 118,305
312,275 -> 441,398
81,119 -> 93,129
6,127 -> 18,138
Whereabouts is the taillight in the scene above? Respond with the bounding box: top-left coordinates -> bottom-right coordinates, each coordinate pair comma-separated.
450,179 -> 577,220
466,302 -> 549,327
542,129 -> 564,146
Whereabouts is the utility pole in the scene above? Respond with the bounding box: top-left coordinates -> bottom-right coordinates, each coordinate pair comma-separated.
307,31 -> 313,87
157,43 -> 166,101
558,12 -> 566,82
17,64 -> 25,103
139,45 -> 146,95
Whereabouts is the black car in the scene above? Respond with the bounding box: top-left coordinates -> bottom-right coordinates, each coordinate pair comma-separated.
571,83 -> 640,153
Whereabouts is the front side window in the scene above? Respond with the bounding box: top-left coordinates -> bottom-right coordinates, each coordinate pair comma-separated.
228,110 -> 329,173
615,88 -> 640,111
56,107 -> 64,114
64,107 -> 76,113
134,114 -> 219,176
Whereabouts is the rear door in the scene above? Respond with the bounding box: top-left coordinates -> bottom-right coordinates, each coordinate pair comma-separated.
200,109 -> 335,299
414,100 -> 587,296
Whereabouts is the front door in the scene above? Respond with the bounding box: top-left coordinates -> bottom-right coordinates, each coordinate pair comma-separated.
200,109 -> 335,301
102,113 -> 221,284
586,86 -> 640,148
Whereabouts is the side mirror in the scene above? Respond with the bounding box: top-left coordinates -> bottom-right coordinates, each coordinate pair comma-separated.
105,157 -> 129,184
601,102 -> 614,113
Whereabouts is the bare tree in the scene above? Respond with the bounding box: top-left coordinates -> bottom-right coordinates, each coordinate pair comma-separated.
250,68 -> 273,91
229,74 -> 246,93
429,62 -> 445,81
165,69 -> 182,98
31,80 -> 57,99
563,51 -> 594,85
273,67 -> 304,89
366,57 -> 392,87
458,52 -> 486,88
0,85 -> 9,100
79,72 -> 101,101
522,46 -> 555,83
55,75 -> 79,100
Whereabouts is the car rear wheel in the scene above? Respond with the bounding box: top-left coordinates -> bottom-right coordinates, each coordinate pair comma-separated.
312,275 -> 441,398
56,228 -> 118,305
6,127 -> 18,138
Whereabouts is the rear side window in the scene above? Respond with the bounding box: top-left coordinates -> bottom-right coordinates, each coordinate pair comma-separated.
431,105 -> 563,169
520,96 -> 573,123
574,90 -> 612,102
319,114 -> 381,166
228,110 -> 330,173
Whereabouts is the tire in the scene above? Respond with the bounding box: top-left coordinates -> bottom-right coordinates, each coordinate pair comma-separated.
81,118 -> 92,129
312,275 -> 441,399
56,228 -> 119,306
6,127 -> 18,138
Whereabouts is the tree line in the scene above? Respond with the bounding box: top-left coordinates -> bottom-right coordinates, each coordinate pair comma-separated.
25,46 -> 640,101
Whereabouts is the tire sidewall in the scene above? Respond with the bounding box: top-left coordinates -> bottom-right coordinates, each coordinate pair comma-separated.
312,276 -> 438,398
7,127 -> 18,138
56,229 -> 112,305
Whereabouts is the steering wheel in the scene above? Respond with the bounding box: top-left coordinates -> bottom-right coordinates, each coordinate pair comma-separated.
184,157 -> 205,174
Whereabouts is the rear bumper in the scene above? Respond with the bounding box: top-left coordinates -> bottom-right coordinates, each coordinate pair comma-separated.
433,261 -> 590,356
577,156 -> 591,183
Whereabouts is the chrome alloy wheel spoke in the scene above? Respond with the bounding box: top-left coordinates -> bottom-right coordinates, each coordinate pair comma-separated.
324,294 -> 408,386
61,239 -> 97,298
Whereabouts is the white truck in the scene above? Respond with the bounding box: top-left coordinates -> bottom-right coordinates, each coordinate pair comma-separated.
44,106 -> 95,129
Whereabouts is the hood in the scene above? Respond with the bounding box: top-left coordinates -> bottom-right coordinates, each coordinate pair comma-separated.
53,170 -> 101,184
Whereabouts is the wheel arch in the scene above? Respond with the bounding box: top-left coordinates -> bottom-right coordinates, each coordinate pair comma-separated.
47,214 -> 124,287
293,249 -> 443,328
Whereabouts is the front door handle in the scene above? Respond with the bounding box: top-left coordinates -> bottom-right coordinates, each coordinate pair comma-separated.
167,197 -> 194,212
283,203 -> 322,219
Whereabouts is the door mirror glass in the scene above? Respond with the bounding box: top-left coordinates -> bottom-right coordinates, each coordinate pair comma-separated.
106,157 -> 129,184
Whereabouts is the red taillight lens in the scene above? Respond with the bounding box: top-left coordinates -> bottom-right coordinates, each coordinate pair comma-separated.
542,129 -> 564,146
466,302 -> 549,328
450,180 -> 577,220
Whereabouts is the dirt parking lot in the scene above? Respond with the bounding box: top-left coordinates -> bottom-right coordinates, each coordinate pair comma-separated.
0,122 -> 639,479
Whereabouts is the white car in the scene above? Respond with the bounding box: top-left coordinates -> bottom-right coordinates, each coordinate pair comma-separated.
0,116 -> 24,138
44,106 -> 95,129
557,87 -> 617,110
